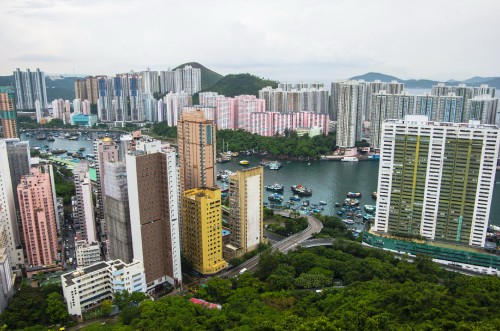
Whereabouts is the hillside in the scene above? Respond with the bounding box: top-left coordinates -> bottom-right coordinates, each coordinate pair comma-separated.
195,73 -> 278,101
349,72 -> 500,88
174,62 -> 224,90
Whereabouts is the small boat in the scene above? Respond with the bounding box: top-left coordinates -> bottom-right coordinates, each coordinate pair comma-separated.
268,161 -> 282,170
36,134 -> 47,140
265,183 -> 284,192
268,193 -> 284,203
364,205 -> 376,213
239,160 -> 249,166
334,202 -> 341,207
68,136 -> 79,140
343,198 -> 359,206
302,200 -> 310,207
289,195 -> 301,201
291,184 -> 312,196
341,156 -> 358,162
51,149 -> 67,155
347,192 -> 362,198
79,147 -> 86,152
319,201 -> 327,205
232,152 -> 239,157
47,136 -> 55,142
216,156 -> 231,163
337,210 -> 344,215
372,192 -> 377,199
342,219 -> 355,225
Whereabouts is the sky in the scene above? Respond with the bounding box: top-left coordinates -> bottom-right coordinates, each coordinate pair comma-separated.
1,0 -> 499,82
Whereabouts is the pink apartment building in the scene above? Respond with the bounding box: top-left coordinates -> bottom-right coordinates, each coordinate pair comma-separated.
17,167 -> 58,267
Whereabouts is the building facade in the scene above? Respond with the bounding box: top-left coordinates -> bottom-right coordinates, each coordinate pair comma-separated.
374,115 -> 500,247
335,81 -> 366,147
0,87 -> 17,139
13,68 -> 48,110
73,161 -> 96,243
182,187 -> 227,275
75,241 -> 101,267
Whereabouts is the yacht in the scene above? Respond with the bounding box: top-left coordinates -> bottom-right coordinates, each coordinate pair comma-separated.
341,156 -> 358,162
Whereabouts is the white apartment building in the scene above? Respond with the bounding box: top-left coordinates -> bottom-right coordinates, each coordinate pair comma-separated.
62,259 -> 146,317
75,241 -> 101,267
374,115 -> 500,247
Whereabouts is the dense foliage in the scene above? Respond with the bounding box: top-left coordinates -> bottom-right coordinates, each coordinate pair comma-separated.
79,241 -> 500,330
53,166 -> 76,204
217,129 -> 335,159
151,122 -> 178,138
0,283 -> 69,330
193,73 -> 278,103
315,214 -> 355,240
267,216 -> 308,237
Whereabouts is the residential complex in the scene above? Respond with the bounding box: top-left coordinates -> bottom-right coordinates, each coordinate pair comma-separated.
0,87 -> 18,139
259,86 -> 329,114
13,68 -> 48,110
334,81 -> 366,147
126,141 -> 181,288
62,259 -> 146,317
374,115 -> 500,247
182,187 -> 227,275
226,167 -> 264,259
17,167 -> 59,267
157,92 -> 192,126
75,241 -> 101,267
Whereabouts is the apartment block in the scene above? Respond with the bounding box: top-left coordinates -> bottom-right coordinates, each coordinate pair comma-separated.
73,161 -> 96,243
75,241 -> 101,267
0,87 -> 18,139
374,115 -> 500,247
182,187 -> 227,275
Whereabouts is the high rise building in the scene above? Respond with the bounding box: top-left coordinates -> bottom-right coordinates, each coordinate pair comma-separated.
335,81 -> 366,147
158,92 -> 192,126
73,161 -> 96,243
0,87 -> 18,139
258,86 -> 328,114
94,138 -> 119,239
75,241 -> 101,267
126,141 -> 181,288
178,65 -> 201,95
465,95 -> 499,125
0,140 -> 24,269
159,70 -> 175,94
177,110 -> 216,193
182,187 -> 226,275
74,79 -> 87,102
104,161 -> 133,263
13,68 -> 48,110
374,115 -> 500,247
226,167 -> 264,259
370,91 -> 415,149
415,93 -> 465,122
17,167 -> 58,267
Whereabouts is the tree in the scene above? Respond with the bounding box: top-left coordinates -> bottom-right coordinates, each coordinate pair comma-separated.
45,292 -> 68,325
101,299 -> 113,316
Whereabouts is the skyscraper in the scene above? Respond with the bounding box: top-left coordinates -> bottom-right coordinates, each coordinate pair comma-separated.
374,115 -> 500,247
13,68 -> 48,110
182,187 -> 226,275
73,161 -> 96,243
465,95 -> 499,125
104,161 -> 133,263
177,110 -> 216,193
0,87 -> 18,139
226,167 -> 264,258
335,81 -> 366,147
94,138 -> 119,239
0,140 -> 24,270
17,167 -> 58,267
126,141 -> 181,288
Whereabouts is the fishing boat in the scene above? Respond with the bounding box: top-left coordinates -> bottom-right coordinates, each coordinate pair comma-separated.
47,136 -> 55,142
319,201 -> 327,205
347,192 -> 362,198
343,198 -> 360,206
239,160 -> 249,166
51,149 -> 67,155
342,219 -> 355,225
372,192 -> 377,199
289,195 -> 301,201
334,202 -> 341,207
341,156 -> 358,162
265,183 -> 284,192
364,205 -> 376,213
291,184 -> 312,196
36,134 -> 47,140
79,147 -> 86,152
268,161 -> 282,170
302,200 -> 310,207
268,193 -> 284,203
68,136 -> 79,140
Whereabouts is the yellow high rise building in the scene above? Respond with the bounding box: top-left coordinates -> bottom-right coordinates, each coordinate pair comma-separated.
182,187 -> 226,275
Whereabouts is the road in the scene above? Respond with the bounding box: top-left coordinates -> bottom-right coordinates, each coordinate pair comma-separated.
222,212 -> 323,278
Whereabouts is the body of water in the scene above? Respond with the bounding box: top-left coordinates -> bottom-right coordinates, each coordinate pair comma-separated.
20,133 -> 500,226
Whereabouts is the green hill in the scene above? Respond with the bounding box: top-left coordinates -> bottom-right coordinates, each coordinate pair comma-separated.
174,62 -> 224,90
196,73 -> 278,99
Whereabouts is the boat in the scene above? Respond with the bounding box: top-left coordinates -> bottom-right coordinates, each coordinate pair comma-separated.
343,198 -> 359,206
372,192 -> 377,199
341,156 -> 358,162
268,193 -> 284,203
68,136 -> 79,140
79,147 -> 86,152
319,201 -> 327,205
347,192 -> 362,198
239,160 -> 249,166
47,136 -> 55,142
291,184 -> 312,196
334,202 -> 341,207
268,161 -> 282,170
364,205 -> 376,213
265,183 -> 284,192
232,152 -> 239,157
216,156 -> 231,163
289,195 -> 301,201
342,219 -> 355,225
52,149 -> 67,155
36,134 -> 47,140
302,200 -> 310,207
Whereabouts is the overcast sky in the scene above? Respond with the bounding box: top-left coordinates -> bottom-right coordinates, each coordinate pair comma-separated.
1,0 -> 499,82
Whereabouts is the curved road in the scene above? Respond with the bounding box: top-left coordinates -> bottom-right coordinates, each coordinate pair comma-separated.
222,213 -> 323,278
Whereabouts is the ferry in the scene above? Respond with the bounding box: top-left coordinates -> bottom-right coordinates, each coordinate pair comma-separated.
291,184 -> 312,196
341,156 -> 358,162
239,160 -> 249,166
347,192 -> 362,198
265,183 -> 284,192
